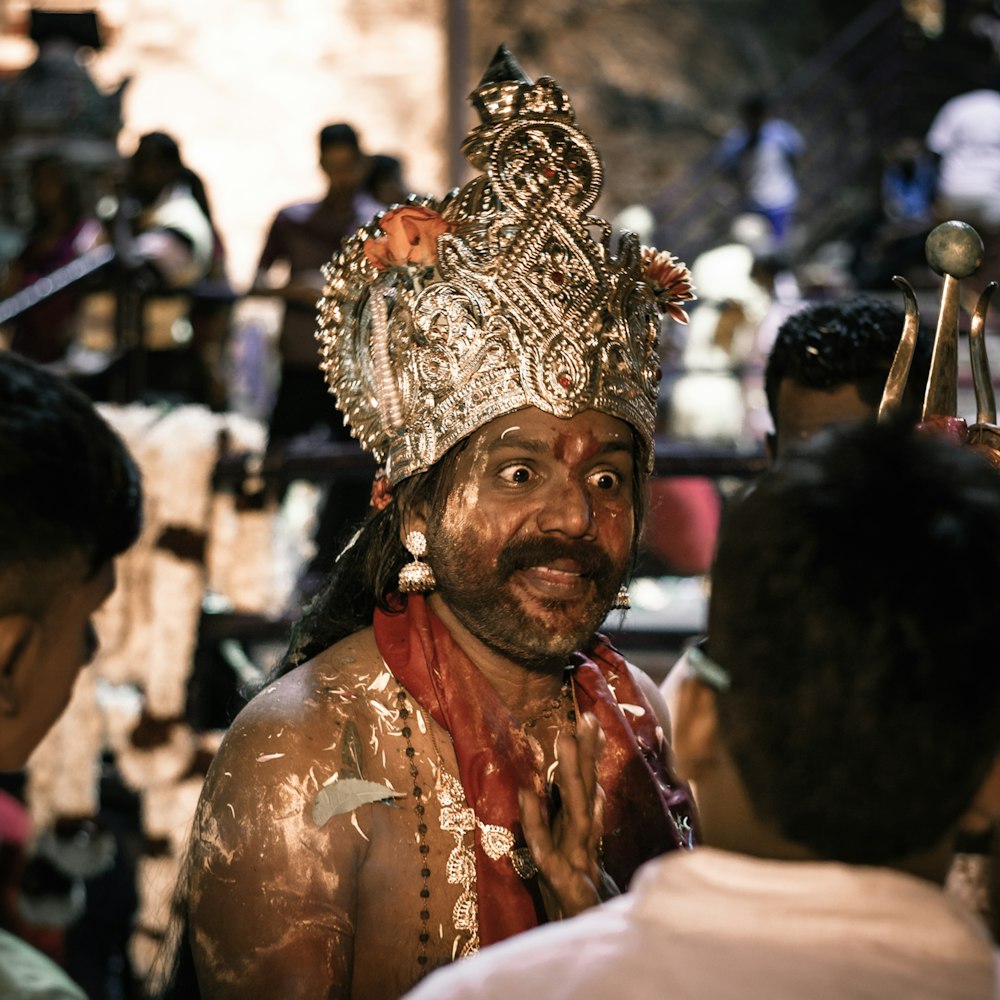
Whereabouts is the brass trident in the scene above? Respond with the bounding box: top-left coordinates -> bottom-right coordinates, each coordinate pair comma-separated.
879,220 -> 1000,467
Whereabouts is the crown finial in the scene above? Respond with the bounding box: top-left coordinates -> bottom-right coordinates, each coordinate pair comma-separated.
476,44 -> 531,89
462,46 -> 575,170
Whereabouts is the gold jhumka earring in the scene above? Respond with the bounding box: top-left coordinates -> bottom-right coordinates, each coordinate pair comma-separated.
398,530 -> 436,593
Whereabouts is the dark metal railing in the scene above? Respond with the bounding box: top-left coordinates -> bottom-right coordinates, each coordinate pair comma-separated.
0,243 -> 116,325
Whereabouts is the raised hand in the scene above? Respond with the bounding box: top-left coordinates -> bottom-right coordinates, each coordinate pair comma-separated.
518,711 -> 619,920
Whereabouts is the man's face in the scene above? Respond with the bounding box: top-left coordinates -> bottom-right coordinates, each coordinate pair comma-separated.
1,554 -> 115,770
320,144 -> 365,199
772,379 -> 876,457
127,147 -> 172,207
426,408 -> 637,668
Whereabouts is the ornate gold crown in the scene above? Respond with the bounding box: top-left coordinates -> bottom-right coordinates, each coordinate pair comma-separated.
317,46 -> 694,485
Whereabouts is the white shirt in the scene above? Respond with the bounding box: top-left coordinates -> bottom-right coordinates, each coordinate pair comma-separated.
405,848 -> 1000,1000
926,90 -> 1000,212
717,120 -> 805,212
135,182 -> 215,288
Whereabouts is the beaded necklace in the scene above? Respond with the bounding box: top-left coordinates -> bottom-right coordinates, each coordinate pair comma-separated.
520,680 -> 573,730
394,687 -> 433,969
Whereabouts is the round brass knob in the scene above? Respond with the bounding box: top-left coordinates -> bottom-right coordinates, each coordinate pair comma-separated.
925,220 -> 984,279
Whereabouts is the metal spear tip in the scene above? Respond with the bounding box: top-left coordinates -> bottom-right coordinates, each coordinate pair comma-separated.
925,220 -> 984,279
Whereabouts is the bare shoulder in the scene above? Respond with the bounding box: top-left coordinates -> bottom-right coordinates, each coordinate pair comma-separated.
224,627 -> 386,749
187,628 -> 395,997
627,661 -> 672,743
193,626 -> 394,847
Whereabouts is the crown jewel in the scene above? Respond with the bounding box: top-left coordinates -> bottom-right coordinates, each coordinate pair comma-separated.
317,45 -> 693,484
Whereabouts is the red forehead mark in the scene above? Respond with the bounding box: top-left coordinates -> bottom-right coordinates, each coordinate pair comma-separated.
553,429 -> 601,464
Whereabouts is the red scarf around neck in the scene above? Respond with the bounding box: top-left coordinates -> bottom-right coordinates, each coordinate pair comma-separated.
373,594 -> 695,947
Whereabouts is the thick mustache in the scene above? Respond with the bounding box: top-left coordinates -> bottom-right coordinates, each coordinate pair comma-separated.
496,537 -> 615,581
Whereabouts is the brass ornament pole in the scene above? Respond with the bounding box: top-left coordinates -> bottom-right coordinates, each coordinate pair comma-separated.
922,220 -> 983,422
967,281 -> 1000,468
970,282 -> 998,426
878,275 -> 920,421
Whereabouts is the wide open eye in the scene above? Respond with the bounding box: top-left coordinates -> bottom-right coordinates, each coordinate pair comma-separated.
589,469 -> 622,491
498,464 -> 534,485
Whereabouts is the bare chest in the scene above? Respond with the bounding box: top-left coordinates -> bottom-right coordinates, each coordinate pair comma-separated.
346,690 -> 564,999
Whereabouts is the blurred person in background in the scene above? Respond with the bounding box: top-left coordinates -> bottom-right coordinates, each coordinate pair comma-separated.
365,153 -> 411,207
850,136 -> 938,291
251,123 -> 381,447
0,155 -> 106,364
926,85 -> 1000,234
715,94 -> 805,246
250,123 -> 384,591
118,130 -> 229,407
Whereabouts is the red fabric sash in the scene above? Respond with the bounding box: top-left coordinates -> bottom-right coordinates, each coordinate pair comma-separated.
374,594 -> 695,947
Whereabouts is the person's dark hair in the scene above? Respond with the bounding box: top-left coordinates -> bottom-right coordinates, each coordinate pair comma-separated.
0,353 -> 142,599
271,423 -> 649,680
319,123 -> 361,154
136,131 -> 182,169
365,153 -> 407,204
134,131 -> 217,231
739,93 -> 769,145
740,93 -> 768,121
764,297 -> 932,428
708,420 -> 1000,864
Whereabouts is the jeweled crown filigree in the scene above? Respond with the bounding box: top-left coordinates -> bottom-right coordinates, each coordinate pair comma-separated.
317,45 -> 682,484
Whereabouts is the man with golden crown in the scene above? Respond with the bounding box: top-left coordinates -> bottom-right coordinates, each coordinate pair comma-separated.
184,47 -> 696,999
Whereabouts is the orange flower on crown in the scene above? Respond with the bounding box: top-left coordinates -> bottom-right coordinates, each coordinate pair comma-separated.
363,205 -> 454,271
641,246 -> 696,325
369,467 -> 393,511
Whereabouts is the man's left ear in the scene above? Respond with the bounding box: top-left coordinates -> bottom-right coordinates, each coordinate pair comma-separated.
0,614 -> 40,716
672,676 -> 721,784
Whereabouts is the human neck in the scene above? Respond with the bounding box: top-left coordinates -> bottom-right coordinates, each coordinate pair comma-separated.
426,593 -> 567,717
698,762 -> 955,885
322,188 -> 354,211
697,772 -> 817,864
